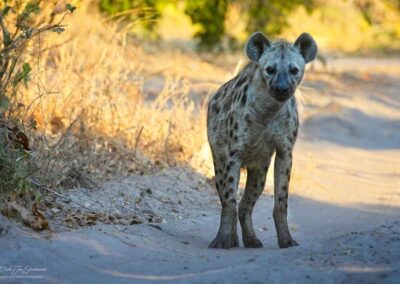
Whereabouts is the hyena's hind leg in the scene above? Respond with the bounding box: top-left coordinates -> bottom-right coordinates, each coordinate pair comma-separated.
239,162 -> 270,248
209,153 -> 241,249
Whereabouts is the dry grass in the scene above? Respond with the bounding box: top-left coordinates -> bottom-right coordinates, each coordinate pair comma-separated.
17,4 -> 220,188
15,1 -> 400,191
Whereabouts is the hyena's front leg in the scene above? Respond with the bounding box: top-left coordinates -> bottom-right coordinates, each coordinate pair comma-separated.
238,163 -> 270,248
273,150 -> 298,248
209,155 -> 241,249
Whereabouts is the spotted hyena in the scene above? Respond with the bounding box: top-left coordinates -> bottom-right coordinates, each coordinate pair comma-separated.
207,32 -> 317,249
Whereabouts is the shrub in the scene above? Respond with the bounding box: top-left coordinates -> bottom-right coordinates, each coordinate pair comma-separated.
0,0 -> 73,204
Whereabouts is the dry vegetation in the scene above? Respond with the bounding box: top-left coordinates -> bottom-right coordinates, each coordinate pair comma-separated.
17,4 -> 218,190
2,0 -> 399,212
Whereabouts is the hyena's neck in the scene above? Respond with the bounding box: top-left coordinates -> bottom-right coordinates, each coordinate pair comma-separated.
248,68 -> 286,122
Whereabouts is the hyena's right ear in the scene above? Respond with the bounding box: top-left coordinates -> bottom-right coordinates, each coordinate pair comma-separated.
245,32 -> 271,62
294,33 -> 318,64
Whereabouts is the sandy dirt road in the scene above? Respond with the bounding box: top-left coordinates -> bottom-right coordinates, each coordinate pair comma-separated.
0,58 -> 399,283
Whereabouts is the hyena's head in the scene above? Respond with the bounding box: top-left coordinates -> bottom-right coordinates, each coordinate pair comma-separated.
245,32 -> 317,102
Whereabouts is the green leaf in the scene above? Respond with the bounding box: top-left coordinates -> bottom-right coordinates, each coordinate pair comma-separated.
29,119 -> 37,130
22,63 -> 32,86
22,63 -> 31,73
24,3 -> 41,15
34,189 -> 42,202
66,3 -> 76,13
13,63 -> 31,87
3,31 -> 12,46
17,2 -> 41,28
1,6 -> 11,17
52,27 -> 65,34
0,96 -> 10,111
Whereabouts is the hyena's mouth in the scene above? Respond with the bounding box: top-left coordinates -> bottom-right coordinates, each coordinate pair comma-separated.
272,91 -> 292,102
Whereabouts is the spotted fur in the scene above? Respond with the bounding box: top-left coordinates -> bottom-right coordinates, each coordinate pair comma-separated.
207,32 -> 317,249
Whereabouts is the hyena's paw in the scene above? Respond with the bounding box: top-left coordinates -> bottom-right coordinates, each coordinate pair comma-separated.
278,236 -> 299,249
243,236 -> 263,248
209,231 -> 238,249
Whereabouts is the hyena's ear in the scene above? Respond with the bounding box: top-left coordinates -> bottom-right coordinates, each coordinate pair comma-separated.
245,32 -> 271,62
294,33 -> 318,64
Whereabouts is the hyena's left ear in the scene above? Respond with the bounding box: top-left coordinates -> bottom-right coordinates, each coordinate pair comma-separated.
294,33 -> 318,64
245,32 -> 271,62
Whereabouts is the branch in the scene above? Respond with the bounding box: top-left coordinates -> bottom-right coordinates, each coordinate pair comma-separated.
0,23 -> 67,56
30,179 -> 94,212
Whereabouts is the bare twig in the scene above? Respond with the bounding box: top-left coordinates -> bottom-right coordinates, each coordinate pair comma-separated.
30,178 -> 94,212
134,126 -> 144,158
0,23 -> 67,55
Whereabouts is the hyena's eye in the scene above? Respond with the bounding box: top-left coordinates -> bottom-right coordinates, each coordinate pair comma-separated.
290,67 -> 299,75
266,66 -> 275,75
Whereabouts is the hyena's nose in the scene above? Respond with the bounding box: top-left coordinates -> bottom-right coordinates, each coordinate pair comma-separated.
275,71 -> 290,96
276,85 -> 289,95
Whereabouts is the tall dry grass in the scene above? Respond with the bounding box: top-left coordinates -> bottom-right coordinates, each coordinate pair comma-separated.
19,4 -> 216,188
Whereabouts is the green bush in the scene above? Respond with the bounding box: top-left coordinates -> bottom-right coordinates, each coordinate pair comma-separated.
98,0 -> 160,35
185,0 -> 228,50
0,128 -> 32,199
0,1 -> 72,204
185,0 -> 314,49
95,0 -> 400,51
244,0 -> 314,37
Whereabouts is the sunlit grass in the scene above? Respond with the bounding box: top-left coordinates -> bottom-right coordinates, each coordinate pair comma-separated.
11,0 -> 400,190
17,5 -> 212,187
